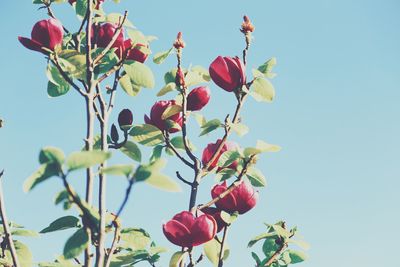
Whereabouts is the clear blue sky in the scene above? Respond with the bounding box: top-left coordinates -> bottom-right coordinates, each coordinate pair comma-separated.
1,0 -> 399,266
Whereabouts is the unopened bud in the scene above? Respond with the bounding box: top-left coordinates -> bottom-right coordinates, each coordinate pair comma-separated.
118,109 -> 133,129
240,15 -> 255,33
175,68 -> 186,88
110,124 -> 119,143
173,32 -> 186,49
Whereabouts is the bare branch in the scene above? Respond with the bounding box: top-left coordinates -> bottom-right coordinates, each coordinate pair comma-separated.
163,133 -> 194,169
0,171 -> 21,267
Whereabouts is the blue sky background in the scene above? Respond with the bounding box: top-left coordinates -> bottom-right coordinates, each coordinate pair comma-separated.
1,0 -> 400,266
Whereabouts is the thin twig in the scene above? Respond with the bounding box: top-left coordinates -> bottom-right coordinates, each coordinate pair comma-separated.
109,177 -> 135,228
105,220 -> 121,267
0,171 -> 21,267
217,226 -> 229,267
264,224 -> 295,266
176,171 -> 192,186
164,133 -> 194,169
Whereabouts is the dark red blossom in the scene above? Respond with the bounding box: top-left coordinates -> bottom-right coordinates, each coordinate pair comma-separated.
211,180 -> 258,214
187,86 -> 210,111
144,100 -> 183,133
18,18 -> 64,54
163,211 -> 217,247
209,56 -> 246,92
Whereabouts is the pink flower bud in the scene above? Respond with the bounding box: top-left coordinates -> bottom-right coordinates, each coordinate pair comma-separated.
201,139 -> 239,171
201,207 -> 227,233
211,180 -> 258,214
18,18 -> 64,54
187,86 -> 210,111
173,32 -> 185,49
118,109 -> 133,128
163,211 -> 217,247
116,39 -> 149,63
175,68 -> 185,88
144,100 -> 183,133
92,23 -> 124,49
241,15 -> 255,33
209,56 -> 246,92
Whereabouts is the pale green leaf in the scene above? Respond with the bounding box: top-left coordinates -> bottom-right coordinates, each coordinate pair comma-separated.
66,150 -> 111,171
250,78 -> 275,102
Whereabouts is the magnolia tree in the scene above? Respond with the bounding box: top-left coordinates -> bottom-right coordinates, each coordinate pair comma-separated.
0,0 -> 309,266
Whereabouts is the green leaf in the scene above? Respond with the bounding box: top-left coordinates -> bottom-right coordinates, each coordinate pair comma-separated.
11,229 -> 39,237
256,140 -> 281,152
185,69 -> 207,87
153,48 -> 174,64
248,232 -> 277,248
162,105 -> 182,120
123,62 -> 155,89
169,251 -> 187,267
170,136 -> 196,151
262,238 -> 280,258
24,163 -> 59,192
46,64 -> 70,97
145,173 -> 181,192
288,239 -> 310,250
251,252 -> 262,265
193,113 -> 206,126
105,13 -> 135,28
63,228 -> 89,259
60,53 -> 86,79
164,68 -> 179,84
75,0 -> 87,18
220,211 -> 238,225
257,57 -> 277,79
250,78 -> 275,102
272,224 -> 291,238
47,81 -> 70,97
214,169 -> 237,182
191,65 -> 210,81
40,216 -> 80,233
127,29 -> 149,46
156,82 -> 176,97
288,250 -> 308,264
120,141 -> 142,162
130,124 -> 164,146
119,74 -> 141,96
199,119 -> 222,136
203,239 -> 230,266
39,146 -> 65,165
14,241 -> 33,267
150,145 -> 164,162
120,228 -> 151,250
218,150 -> 240,168
134,159 -> 181,191
66,150 -> 111,171
246,168 -> 267,187
229,122 -> 249,137
101,164 -> 134,177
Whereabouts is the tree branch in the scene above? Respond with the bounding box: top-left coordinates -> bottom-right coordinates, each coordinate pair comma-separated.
217,226 -> 229,267
163,133 -> 194,169
176,171 -> 192,186
0,171 -> 21,267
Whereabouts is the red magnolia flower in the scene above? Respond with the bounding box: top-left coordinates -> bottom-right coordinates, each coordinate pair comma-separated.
163,211 -> 217,247
18,18 -> 63,54
118,109 -> 133,128
187,86 -> 210,111
116,39 -> 149,63
201,139 -> 239,171
201,207 -> 227,233
144,100 -> 183,133
209,56 -> 246,92
92,23 -> 124,49
211,180 -> 258,214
